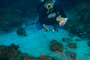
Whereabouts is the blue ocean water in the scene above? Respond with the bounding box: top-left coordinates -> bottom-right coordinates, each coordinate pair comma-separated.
0,0 -> 90,60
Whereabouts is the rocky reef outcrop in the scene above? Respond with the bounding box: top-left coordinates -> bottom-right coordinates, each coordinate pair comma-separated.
16,27 -> 27,36
0,0 -> 40,32
50,39 -> 77,60
0,8 -> 22,31
65,51 -> 76,60
87,41 -> 90,47
63,3 -> 90,39
68,43 -> 77,49
0,43 -> 56,60
50,40 -> 64,52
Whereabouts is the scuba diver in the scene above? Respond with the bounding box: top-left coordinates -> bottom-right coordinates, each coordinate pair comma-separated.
36,0 -> 68,32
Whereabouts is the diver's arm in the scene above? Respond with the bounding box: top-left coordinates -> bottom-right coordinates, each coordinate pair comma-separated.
39,14 -> 56,25
56,4 -> 67,18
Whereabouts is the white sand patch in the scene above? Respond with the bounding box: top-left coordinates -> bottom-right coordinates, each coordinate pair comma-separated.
0,24 -> 90,60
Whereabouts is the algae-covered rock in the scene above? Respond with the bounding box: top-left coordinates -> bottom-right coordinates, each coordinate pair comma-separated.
50,40 -> 64,52
69,32 -> 75,38
63,3 -> 90,39
8,43 -> 19,50
64,3 -> 90,29
62,38 -> 73,43
87,41 -> 90,47
16,27 -> 27,36
70,52 -> 76,60
38,56 -> 56,60
65,51 -> 76,60
0,8 -> 22,31
75,39 -> 82,41
68,43 -> 77,49
0,44 -> 56,60
0,55 -> 6,60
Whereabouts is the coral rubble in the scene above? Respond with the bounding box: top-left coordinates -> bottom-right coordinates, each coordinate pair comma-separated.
0,43 -> 56,60
50,40 -> 64,52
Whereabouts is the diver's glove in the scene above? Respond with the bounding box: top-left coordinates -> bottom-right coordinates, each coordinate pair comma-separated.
56,17 -> 68,26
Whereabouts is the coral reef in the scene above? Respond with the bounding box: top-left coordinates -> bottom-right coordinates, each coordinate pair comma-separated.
0,43 -> 56,60
16,27 -> 27,36
87,41 -> 90,47
68,3 -> 90,29
0,8 -> 22,31
0,0 -> 40,32
57,0 -> 89,10
68,43 -> 77,49
64,3 -> 90,39
75,39 -> 82,41
65,51 -> 76,60
50,40 -> 64,52
38,56 -> 56,60
70,52 -> 76,60
69,32 -> 75,38
62,38 -> 73,43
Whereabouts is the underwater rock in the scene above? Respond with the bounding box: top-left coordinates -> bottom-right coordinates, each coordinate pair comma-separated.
51,40 -> 58,45
0,44 -> 22,60
62,38 -> 73,43
57,43 -> 63,52
0,45 -> 8,56
65,51 -> 71,57
86,31 -> 90,40
0,8 -> 22,31
0,55 -> 6,60
69,33 -> 75,38
24,56 -> 31,60
87,41 -> 90,47
7,44 -> 20,59
68,43 -> 77,49
0,44 -> 56,60
38,56 -> 56,60
50,40 -> 64,52
16,27 -> 27,36
50,40 -> 58,51
25,21 -> 35,26
23,56 -> 56,60
65,51 -> 76,60
70,52 -> 76,60
8,43 -> 19,50
0,44 -> 18,60
75,39 -> 82,41
63,3 -> 90,39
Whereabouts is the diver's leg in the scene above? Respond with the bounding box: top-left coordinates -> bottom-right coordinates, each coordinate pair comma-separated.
36,22 -> 44,30
36,23 -> 48,32
52,22 -> 63,32
43,24 -> 50,31
55,21 -> 63,28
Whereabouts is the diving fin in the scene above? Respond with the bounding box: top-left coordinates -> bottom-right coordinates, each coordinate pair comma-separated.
70,29 -> 87,38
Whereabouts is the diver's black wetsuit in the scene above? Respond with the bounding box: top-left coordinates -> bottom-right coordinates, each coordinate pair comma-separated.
38,3 -> 66,25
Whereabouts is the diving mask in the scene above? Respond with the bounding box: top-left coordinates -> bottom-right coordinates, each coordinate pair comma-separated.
45,1 -> 54,9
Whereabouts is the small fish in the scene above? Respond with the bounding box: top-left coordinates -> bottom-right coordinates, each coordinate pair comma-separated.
40,53 -> 43,56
